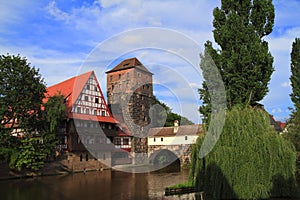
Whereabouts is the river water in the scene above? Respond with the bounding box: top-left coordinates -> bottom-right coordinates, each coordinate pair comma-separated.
0,168 -> 191,200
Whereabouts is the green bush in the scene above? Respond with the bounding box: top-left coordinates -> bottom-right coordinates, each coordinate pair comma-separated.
9,138 -> 46,172
190,106 -> 298,199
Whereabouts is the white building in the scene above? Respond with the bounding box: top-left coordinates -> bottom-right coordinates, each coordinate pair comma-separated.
148,124 -> 203,146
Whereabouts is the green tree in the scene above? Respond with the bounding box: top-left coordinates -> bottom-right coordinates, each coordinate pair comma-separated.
199,0 -> 275,121
290,38 -> 300,111
0,54 -> 66,171
151,96 -> 194,127
0,54 -> 46,133
285,38 -> 300,180
0,54 -> 46,169
190,106 -> 298,199
41,94 -> 67,159
9,138 -> 46,172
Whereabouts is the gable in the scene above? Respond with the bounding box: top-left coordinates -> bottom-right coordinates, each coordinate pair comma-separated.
45,71 -> 116,123
72,73 -> 112,118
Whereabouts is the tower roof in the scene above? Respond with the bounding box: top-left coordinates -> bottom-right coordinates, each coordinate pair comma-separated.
106,57 -> 153,74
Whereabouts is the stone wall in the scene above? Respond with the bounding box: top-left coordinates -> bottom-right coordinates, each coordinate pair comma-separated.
60,152 -> 111,172
148,144 -> 193,167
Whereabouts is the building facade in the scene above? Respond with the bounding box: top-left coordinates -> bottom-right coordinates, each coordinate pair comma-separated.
45,71 -> 132,169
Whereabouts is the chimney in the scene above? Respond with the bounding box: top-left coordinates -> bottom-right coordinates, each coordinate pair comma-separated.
174,120 -> 179,133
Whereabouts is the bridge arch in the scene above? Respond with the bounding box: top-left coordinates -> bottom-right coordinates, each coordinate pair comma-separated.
149,149 -> 180,168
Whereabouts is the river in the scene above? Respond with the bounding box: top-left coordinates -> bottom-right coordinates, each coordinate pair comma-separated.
0,168 -> 191,200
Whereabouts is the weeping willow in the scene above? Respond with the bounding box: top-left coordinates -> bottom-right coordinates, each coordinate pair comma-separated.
190,106 -> 298,199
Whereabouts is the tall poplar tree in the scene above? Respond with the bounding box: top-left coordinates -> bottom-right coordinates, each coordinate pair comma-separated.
199,0 -> 275,121
290,38 -> 300,111
286,38 -> 300,180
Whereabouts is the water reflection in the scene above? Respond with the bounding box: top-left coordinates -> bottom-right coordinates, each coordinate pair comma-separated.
0,168 -> 189,200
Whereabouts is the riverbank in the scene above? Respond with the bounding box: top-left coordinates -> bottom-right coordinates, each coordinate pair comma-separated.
0,161 -> 112,181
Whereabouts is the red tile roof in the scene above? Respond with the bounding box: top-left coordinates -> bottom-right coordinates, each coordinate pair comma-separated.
44,71 -> 117,123
148,124 -> 203,137
106,57 -> 153,74
44,71 -> 92,111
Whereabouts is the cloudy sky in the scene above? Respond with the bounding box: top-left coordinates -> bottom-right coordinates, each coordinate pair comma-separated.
1,0 -> 299,124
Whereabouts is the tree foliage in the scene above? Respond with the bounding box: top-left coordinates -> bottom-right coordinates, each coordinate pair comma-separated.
285,38 -> 300,180
190,106 -> 298,199
290,38 -> 300,111
0,54 -> 66,172
9,138 -> 46,172
199,0 -> 275,121
41,94 -> 67,158
0,54 -> 46,133
151,95 -> 194,127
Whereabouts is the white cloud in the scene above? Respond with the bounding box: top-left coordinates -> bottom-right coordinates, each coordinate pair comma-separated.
281,82 -> 291,88
46,1 -> 71,22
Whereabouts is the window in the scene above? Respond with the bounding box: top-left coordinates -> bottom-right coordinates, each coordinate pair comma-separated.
95,98 -> 99,103
161,138 -> 163,142
86,109 -> 89,114
110,75 -> 113,81
77,107 -> 81,113
101,111 -> 105,116
119,74 -> 121,79
123,138 -> 129,145
115,138 -> 121,145
94,110 -> 97,115
84,96 -> 89,101
94,86 -> 97,91
154,138 -> 156,142
185,136 -> 188,140
87,84 -> 90,90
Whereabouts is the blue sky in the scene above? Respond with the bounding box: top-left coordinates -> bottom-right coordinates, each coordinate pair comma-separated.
1,0 -> 300,124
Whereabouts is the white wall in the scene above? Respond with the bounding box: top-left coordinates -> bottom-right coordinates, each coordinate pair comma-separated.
148,135 -> 198,146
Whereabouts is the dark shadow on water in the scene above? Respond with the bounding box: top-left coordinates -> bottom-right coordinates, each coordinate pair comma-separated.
152,159 -> 181,173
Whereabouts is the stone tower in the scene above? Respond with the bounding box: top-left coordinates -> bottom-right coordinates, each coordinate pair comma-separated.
106,58 -> 153,156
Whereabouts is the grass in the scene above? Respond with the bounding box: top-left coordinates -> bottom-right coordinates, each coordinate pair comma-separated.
167,180 -> 194,189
